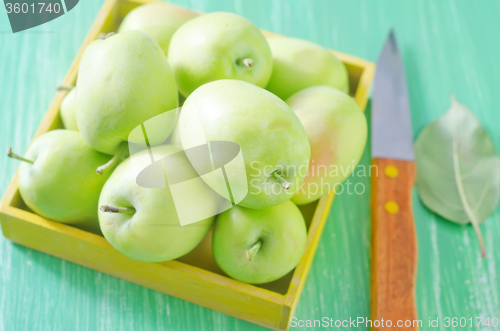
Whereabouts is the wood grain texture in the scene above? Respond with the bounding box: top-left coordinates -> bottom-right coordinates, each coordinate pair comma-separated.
371,158 -> 418,330
1,0 -> 500,330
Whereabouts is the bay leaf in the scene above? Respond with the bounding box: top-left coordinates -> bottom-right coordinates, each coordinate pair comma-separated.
415,96 -> 500,257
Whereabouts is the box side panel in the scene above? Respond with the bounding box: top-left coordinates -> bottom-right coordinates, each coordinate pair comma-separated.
0,209 -> 286,329
282,193 -> 336,325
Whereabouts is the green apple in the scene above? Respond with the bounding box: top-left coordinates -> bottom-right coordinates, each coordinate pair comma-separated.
168,12 -> 273,97
287,86 -> 367,205
266,37 -> 349,100
98,145 -> 216,262
58,86 -> 78,131
164,94 -> 185,147
179,79 -> 310,209
166,114 -> 181,147
7,130 -> 113,233
118,2 -> 199,55
76,31 -> 179,173
212,200 -> 307,284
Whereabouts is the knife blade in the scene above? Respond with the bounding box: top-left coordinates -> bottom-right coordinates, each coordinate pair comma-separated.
370,30 -> 419,331
372,30 -> 414,161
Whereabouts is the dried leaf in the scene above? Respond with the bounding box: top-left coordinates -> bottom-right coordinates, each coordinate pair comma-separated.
415,97 -> 500,257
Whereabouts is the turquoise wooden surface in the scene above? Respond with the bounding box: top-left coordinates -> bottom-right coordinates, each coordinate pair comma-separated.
1,0 -> 499,330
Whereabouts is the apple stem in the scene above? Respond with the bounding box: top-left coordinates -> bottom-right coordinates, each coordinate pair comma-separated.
271,171 -> 291,189
98,32 -> 116,40
56,85 -> 74,91
100,205 -> 135,214
245,240 -> 262,261
96,142 -> 127,175
237,58 -> 254,70
6,146 -> 34,164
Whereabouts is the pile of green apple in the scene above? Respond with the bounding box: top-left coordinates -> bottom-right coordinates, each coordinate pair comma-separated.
7,2 -> 366,285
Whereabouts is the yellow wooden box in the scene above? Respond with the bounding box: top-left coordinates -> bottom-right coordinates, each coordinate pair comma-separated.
0,0 -> 375,329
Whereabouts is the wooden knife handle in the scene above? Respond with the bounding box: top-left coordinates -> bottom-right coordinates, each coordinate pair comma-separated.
370,158 -> 419,330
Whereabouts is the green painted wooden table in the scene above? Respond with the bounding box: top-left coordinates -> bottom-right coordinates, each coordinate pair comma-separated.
1,0 -> 499,330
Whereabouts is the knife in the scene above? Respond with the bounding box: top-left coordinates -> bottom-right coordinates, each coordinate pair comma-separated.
370,30 -> 419,330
